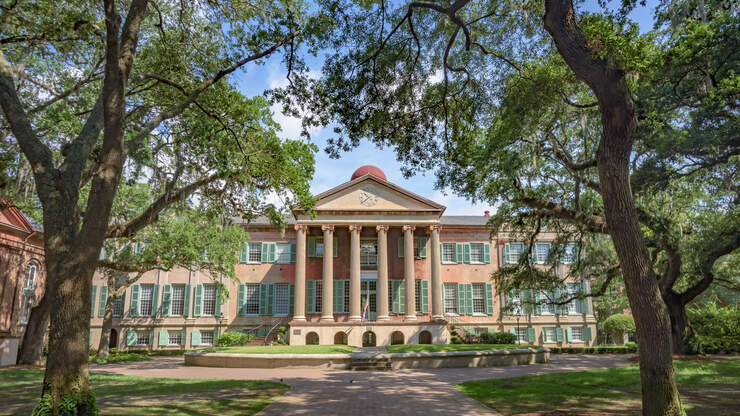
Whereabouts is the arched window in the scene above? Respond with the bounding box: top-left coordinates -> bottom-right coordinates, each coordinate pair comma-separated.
362,331 -> 376,347
306,332 -> 319,345
391,331 -> 404,345
418,330 -> 432,344
334,332 -> 348,345
19,262 -> 38,324
24,262 -> 38,290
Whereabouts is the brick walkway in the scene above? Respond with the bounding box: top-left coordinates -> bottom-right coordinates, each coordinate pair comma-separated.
91,354 -> 633,415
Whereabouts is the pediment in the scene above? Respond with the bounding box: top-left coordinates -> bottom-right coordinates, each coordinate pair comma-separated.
309,175 -> 445,213
0,200 -> 35,232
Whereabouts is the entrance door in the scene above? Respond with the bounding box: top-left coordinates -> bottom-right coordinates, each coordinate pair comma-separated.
362,331 -> 376,347
360,279 -> 377,321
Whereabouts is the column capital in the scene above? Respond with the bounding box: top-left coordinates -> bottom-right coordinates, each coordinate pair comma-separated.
349,224 -> 363,232
402,225 -> 416,232
294,224 -> 308,231
321,224 -> 335,232
430,224 -> 442,231
375,225 -> 389,232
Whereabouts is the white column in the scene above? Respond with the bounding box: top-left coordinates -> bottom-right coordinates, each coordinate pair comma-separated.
376,225 -> 390,321
430,225 -> 443,320
293,224 -> 307,321
321,225 -> 334,322
403,225 -> 417,320
349,225 -> 362,321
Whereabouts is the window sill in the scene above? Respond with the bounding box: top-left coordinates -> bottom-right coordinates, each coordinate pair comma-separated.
444,313 -> 459,317
472,313 -> 488,317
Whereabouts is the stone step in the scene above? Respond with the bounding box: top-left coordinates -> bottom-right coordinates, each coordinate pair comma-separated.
350,356 -> 392,371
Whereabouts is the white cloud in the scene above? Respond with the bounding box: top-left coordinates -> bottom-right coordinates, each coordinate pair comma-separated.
266,64 -> 324,141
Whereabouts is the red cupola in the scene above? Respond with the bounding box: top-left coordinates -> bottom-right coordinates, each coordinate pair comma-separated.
351,165 -> 387,181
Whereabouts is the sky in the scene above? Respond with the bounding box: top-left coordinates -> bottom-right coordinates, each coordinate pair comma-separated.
230,1 -> 659,215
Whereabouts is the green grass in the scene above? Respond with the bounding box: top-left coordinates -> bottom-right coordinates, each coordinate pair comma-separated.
457,359 -> 740,415
203,344 -> 357,354
0,369 -> 288,415
89,348 -> 188,364
386,344 -> 528,353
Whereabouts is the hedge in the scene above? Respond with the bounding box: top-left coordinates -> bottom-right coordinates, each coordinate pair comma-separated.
550,344 -> 637,354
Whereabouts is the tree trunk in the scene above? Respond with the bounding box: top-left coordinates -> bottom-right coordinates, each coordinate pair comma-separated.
664,292 -> 689,354
543,2 -> 683,414
18,293 -> 50,364
97,296 -> 116,359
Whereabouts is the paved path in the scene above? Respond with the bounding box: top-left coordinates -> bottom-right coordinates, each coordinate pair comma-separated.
91,354 -> 633,415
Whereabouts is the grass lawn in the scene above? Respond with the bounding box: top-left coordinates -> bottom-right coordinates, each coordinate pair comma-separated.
0,369 -> 288,415
386,344 -> 529,353
203,344 -> 357,354
457,359 -> 740,415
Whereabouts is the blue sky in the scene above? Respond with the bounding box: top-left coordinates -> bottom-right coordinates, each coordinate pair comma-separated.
231,1 -> 658,215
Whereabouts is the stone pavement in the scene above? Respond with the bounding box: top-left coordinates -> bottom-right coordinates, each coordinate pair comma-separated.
91,354 -> 633,415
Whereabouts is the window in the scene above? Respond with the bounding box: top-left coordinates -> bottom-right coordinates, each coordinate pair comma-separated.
509,291 -> 523,315
112,286 -> 124,317
136,331 -> 150,346
413,237 -> 426,258
538,292 -> 555,314
248,243 -> 261,263
171,285 -> 185,316
441,243 -> 456,263
202,285 -> 217,316
139,284 -> 154,316
544,327 -> 557,343
470,243 -> 484,263
567,283 -> 579,314
200,330 -> 215,345
535,243 -> 550,264
168,331 -> 183,346
23,263 -> 37,290
570,327 -> 583,342
343,280 -> 350,313
315,240 -> 325,257
245,284 -> 260,315
360,240 -> 377,265
19,296 -> 34,324
276,243 -> 292,264
515,328 -> 528,343
315,281 -> 323,313
507,243 -> 524,263
415,280 -> 422,313
274,284 -> 290,315
19,263 -> 38,324
444,283 -> 457,314
472,283 -> 485,314
563,244 -> 578,264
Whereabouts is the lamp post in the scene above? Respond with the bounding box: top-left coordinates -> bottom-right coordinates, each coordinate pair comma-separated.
516,315 -> 521,345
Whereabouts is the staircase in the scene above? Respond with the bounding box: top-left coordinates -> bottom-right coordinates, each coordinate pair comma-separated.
247,336 -> 267,346
350,348 -> 392,371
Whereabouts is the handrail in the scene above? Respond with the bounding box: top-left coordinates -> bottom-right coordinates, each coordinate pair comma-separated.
264,319 -> 283,345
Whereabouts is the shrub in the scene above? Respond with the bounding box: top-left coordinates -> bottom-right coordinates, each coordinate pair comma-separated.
550,345 -> 637,354
480,331 -> 517,344
600,314 -> 635,344
216,331 -> 255,347
686,302 -> 740,354
276,326 -> 287,345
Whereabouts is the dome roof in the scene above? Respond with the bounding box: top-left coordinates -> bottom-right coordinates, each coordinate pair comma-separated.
351,165 -> 387,181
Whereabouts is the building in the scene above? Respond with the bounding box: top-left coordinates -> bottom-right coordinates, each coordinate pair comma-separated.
89,166 -> 596,350
0,201 -> 45,366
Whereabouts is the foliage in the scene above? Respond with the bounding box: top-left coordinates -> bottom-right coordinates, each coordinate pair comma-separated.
685,302 -> 740,354
550,344 -> 638,354
600,314 -> 636,344
276,326 -> 287,345
32,381 -> 97,416
88,348 -> 190,364
479,331 -> 517,345
386,344 -> 523,353
457,360 -> 740,415
216,332 -> 257,347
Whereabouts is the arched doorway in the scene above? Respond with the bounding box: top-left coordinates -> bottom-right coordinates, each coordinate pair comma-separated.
334,332 -> 348,345
306,332 -> 319,345
362,331 -> 376,347
391,331 -> 404,345
109,329 -> 118,349
418,330 -> 432,344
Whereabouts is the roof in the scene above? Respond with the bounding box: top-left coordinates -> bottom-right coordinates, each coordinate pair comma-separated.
235,215 -> 491,227
22,213 -> 44,232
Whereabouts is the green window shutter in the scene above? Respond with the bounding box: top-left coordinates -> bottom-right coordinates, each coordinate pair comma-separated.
181,329 -> 187,346
556,327 -> 564,342
307,237 -> 316,257
289,284 -> 295,315
306,280 -> 315,313
463,244 -> 471,264
333,280 -> 343,313
465,283 -> 473,314
440,244 -> 444,261
457,283 -> 466,314
240,242 -> 248,263
269,243 -> 277,263
261,242 -> 268,262
485,283 -> 494,315
129,285 -> 140,317
398,237 -> 404,258
391,281 -> 399,314
509,328 -> 516,335
215,285 -> 222,316
419,237 -> 428,258
162,285 -> 172,317
259,283 -> 268,315
89,331 -> 93,347
126,330 -> 137,346
193,284 -> 203,317
90,285 -> 97,317
191,330 -> 201,347
398,280 -> 405,314
483,244 -> 491,264
527,327 -> 536,343
333,236 -> 338,257
159,330 -> 169,346
267,283 -> 275,315
183,284 -> 191,318
504,243 -> 511,263
290,243 -> 297,262
581,281 -> 590,314
455,244 -> 463,263
237,284 -> 246,316
420,280 -> 429,313
583,327 -> 592,342
98,286 -> 108,317
566,327 -> 573,342
151,285 -> 159,317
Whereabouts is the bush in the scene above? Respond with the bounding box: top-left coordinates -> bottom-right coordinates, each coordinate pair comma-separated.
480,331 -> 517,344
550,345 -> 637,354
216,331 -> 256,347
686,302 -> 740,354
600,314 -> 635,344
